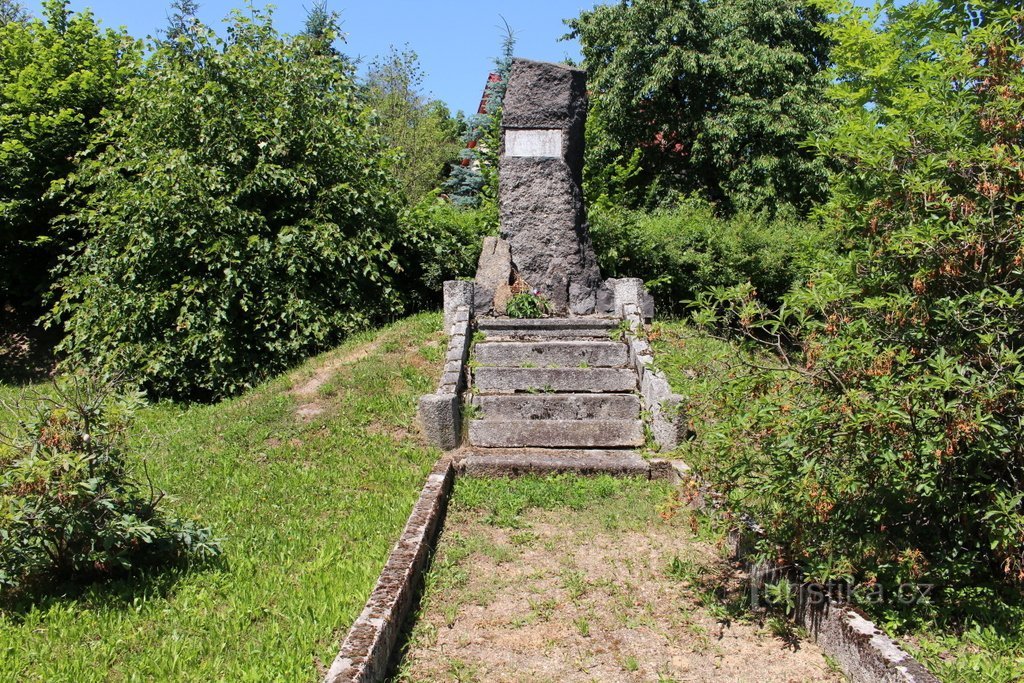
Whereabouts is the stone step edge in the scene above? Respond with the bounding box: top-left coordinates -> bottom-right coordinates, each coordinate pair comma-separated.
477,317 -> 620,329
468,419 -> 645,449
471,393 -> 641,421
457,448 -> 654,478
473,342 -> 629,369
472,367 -> 639,394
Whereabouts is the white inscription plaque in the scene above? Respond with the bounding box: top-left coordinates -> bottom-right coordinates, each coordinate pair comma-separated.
505,128 -> 562,158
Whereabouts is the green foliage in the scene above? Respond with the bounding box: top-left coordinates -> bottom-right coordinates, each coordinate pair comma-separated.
364,47 -> 462,203
48,7 -> 405,401
590,197 -> 828,315
0,0 -> 140,313
395,195 -> 498,309
568,0 -> 832,216
505,291 -> 552,319
688,0 -> 1024,615
163,0 -> 199,45
0,372 -> 218,596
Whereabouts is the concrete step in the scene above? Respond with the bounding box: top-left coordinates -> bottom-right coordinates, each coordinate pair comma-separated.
473,340 -> 628,368
478,317 -> 620,339
473,367 -> 637,394
468,419 -> 645,448
461,448 -> 651,478
472,394 -> 641,421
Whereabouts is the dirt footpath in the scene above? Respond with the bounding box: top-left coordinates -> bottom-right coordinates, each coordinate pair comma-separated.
394,480 -> 844,683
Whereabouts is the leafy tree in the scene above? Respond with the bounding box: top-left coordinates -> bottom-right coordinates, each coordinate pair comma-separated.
300,1 -> 339,58
568,0 -> 832,216
49,7 -> 404,401
0,0 -> 140,315
0,1 -> 28,26
364,47 -> 462,203
163,0 -> 199,44
693,0 -> 1024,612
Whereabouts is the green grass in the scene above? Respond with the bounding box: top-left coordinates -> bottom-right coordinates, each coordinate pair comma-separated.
0,313 -> 446,681
451,474 -> 675,529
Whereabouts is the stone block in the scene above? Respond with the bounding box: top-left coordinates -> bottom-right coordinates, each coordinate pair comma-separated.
473,367 -> 637,394
417,393 -> 461,451
473,237 -> 513,316
443,281 -> 474,333
499,59 -> 601,316
463,448 -> 650,478
477,317 -> 618,339
493,282 -> 513,316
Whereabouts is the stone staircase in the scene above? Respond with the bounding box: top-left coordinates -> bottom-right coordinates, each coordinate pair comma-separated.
461,318 -> 651,475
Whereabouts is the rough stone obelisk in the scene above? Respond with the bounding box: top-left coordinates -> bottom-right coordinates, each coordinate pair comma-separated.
497,59 -> 605,316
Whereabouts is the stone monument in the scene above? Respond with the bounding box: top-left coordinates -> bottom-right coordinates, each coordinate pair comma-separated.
468,58 -> 653,320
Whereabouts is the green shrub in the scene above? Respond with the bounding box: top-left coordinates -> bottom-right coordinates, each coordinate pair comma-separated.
589,197 -> 828,315
48,8 -> 404,401
689,0 -> 1024,617
396,196 -> 498,310
0,372 -> 219,596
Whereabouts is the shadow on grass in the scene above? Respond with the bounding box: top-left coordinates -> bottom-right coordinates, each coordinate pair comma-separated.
0,554 -> 228,623
0,312 -> 58,386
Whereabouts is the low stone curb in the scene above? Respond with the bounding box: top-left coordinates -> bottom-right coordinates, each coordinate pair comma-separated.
800,602 -> 939,683
323,454 -> 937,683
322,459 -> 455,683
622,307 -> 689,451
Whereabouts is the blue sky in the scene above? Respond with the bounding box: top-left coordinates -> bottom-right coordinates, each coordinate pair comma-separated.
27,1 -> 599,115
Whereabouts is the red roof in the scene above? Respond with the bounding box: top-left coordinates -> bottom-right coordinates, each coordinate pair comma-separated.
477,72 -> 502,114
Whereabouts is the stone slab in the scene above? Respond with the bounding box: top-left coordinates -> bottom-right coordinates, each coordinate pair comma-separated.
462,448 -> 650,478
417,394 -> 460,451
473,367 -> 637,394
505,128 -> 562,158
477,317 -> 619,340
472,393 -> 640,421
499,59 -> 600,316
798,602 -> 939,683
499,157 -> 602,315
473,340 -> 628,368
473,236 -> 513,316
442,281 -> 473,334
468,419 -> 644,448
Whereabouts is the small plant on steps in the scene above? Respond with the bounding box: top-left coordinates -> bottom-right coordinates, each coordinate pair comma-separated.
506,290 -> 551,319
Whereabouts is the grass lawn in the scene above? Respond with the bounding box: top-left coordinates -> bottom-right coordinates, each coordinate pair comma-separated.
649,319 -> 1024,683
0,312 -> 446,682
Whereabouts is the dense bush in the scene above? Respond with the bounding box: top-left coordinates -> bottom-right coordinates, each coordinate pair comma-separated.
690,0 -> 1024,614
0,373 -> 218,595
48,9 -> 405,401
589,198 -> 827,315
0,0 -> 139,314
395,196 -> 498,310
